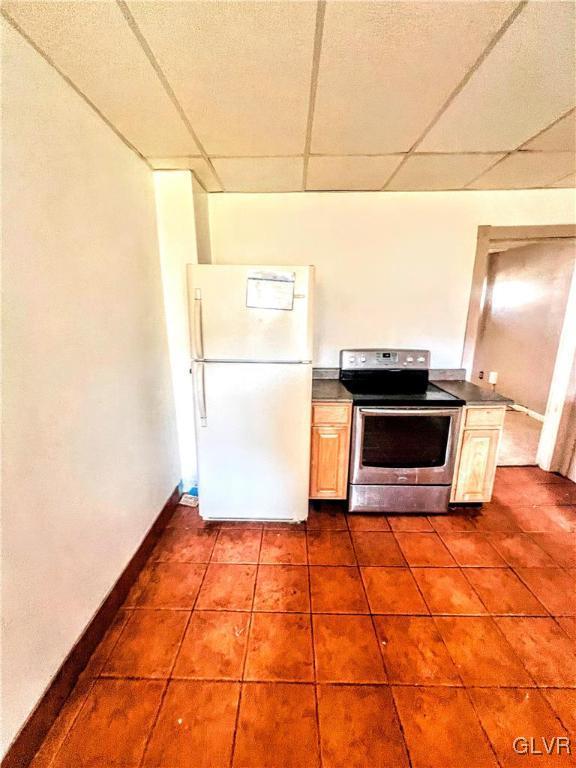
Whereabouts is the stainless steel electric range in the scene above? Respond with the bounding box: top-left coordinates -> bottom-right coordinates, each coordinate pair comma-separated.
339,349 -> 465,514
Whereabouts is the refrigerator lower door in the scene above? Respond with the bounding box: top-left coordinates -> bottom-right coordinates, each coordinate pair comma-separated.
194,362 -> 312,522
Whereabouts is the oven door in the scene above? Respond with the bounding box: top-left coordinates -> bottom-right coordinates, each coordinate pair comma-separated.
350,407 -> 462,486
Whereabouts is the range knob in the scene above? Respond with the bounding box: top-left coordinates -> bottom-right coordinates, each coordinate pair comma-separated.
348,357 -> 355,363
360,356 -> 366,362
406,356 -> 414,362
417,356 -> 426,362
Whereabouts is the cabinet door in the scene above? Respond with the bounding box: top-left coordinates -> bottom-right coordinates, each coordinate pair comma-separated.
453,428 -> 500,502
310,425 -> 349,499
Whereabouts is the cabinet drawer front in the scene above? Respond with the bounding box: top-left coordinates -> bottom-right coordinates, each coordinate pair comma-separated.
464,407 -> 506,429
312,402 -> 351,425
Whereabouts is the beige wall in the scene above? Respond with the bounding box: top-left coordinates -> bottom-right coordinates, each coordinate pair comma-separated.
192,175 -> 212,264
154,171 -> 201,489
1,21 -> 179,755
474,240 -> 575,414
209,191 -> 575,369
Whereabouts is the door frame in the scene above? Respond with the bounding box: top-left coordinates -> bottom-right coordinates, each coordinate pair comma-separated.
461,224 -> 576,472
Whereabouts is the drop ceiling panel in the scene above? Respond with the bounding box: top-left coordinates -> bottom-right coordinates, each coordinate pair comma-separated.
307,155 -> 403,190
147,158 -> 222,192
213,158 -> 303,192
421,2 -> 576,152
127,1 -> 316,156
386,153 -> 504,191
311,1 -> 515,155
2,0 -> 198,157
522,111 -> 576,152
468,152 -> 576,189
550,172 -> 576,188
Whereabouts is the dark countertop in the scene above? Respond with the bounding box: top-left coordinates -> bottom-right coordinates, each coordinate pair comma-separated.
312,376 -> 512,405
312,379 -> 353,401
432,380 -> 513,406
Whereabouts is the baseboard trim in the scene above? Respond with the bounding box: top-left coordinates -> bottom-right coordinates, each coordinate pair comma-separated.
2,485 -> 180,768
509,402 -> 546,423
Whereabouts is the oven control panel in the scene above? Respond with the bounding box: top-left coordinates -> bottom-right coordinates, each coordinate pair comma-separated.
340,349 -> 430,370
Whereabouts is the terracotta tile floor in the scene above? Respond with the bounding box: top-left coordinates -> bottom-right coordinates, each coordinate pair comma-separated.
31,468 -> 576,768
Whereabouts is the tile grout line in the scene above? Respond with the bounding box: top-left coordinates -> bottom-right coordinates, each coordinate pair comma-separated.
540,690 -> 576,734
228,526 -> 264,768
509,564 -> 564,617
380,0 -> 529,191
426,612 -> 535,768
112,607 -> 576,619
457,560 -> 550,617
137,531 -> 217,768
389,528 -> 457,568
304,521 -> 324,768
460,686 -> 505,768
93,609 -> 135,679
302,0 -> 327,191
115,0 -> 224,192
522,529 -> 573,570
487,616 -> 541,689
0,8 -> 153,171
86,671 -> 576,690
347,525 -> 415,768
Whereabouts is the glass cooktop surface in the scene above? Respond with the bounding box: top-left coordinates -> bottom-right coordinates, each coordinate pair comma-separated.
340,381 -> 465,407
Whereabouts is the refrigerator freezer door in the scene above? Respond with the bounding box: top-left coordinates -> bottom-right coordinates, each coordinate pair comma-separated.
194,362 -> 312,521
188,264 -> 313,362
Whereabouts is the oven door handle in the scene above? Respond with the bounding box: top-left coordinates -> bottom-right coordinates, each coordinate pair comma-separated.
358,407 -> 461,417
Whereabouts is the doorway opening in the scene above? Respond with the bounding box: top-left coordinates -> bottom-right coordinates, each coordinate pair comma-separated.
462,225 -> 576,473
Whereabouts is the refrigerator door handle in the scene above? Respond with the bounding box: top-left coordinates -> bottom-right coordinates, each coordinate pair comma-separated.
194,362 -> 207,427
193,288 -> 205,360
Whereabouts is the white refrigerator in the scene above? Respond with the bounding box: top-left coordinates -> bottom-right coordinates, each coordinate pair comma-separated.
187,264 -> 314,522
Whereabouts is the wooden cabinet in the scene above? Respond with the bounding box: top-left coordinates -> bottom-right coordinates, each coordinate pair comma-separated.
309,401 -> 352,499
451,406 -> 505,503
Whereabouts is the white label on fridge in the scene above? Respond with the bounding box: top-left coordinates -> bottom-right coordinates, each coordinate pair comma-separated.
246,270 -> 295,310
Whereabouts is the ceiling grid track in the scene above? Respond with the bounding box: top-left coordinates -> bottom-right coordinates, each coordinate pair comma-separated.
380,0 -> 529,191
464,106 -> 576,189
115,0 -> 224,192
547,170 -> 576,188
302,0 -> 327,191
1,7 -> 152,170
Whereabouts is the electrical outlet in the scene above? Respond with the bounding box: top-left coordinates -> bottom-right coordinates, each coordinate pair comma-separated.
478,371 -> 484,380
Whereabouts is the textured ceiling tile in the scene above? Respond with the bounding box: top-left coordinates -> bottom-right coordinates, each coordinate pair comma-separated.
386,153 -> 504,190
549,172 -> 576,188
311,1 -> 515,155
468,152 -> 576,189
421,3 -> 576,152
147,158 -> 222,191
2,0 -> 199,157
307,155 -> 403,190
127,1 -> 316,156
213,158 -> 303,192
522,111 -> 576,152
